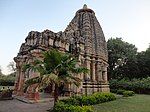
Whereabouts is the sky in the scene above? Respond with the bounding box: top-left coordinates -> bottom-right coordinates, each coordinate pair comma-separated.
0,0 -> 150,74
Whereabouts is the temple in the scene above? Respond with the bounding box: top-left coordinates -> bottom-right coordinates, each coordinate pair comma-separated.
14,4 -> 110,100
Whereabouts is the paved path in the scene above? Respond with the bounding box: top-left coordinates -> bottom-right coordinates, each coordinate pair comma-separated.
0,99 -> 54,112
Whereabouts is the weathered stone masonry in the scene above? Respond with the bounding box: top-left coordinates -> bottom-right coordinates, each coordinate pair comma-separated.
14,5 -> 110,100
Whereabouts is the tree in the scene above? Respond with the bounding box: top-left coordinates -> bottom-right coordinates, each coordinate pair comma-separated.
107,38 -> 138,79
23,49 -> 88,105
136,46 -> 150,78
7,61 -> 16,77
7,61 -> 16,73
0,66 -> 4,76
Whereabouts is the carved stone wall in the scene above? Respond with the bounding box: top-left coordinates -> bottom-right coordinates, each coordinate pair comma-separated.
14,4 -> 110,99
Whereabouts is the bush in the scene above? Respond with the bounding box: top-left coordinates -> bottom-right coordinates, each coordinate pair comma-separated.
116,89 -> 126,95
61,97 -> 80,105
0,89 -> 13,100
103,93 -> 116,101
54,92 -> 116,112
80,95 -> 97,105
53,101 -> 94,112
110,77 -> 150,94
61,92 -> 116,106
0,76 -> 15,86
93,93 -> 107,103
123,91 -> 135,97
110,89 -> 117,93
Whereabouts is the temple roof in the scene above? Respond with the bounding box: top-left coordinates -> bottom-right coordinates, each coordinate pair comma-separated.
64,5 -> 108,60
15,5 -> 108,62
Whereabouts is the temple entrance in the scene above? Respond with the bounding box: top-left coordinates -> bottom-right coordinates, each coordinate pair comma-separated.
43,83 -> 71,97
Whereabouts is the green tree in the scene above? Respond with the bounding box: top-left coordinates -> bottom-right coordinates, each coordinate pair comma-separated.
0,66 -> 4,76
7,61 -> 16,77
7,61 -> 16,73
107,38 -> 138,79
23,49 -> 88,105
137,46 -> 150,78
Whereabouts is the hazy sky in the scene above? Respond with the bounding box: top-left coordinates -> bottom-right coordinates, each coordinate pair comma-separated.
0,0 -> 150,74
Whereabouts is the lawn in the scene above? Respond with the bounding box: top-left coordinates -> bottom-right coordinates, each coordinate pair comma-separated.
94,94 -> 150,112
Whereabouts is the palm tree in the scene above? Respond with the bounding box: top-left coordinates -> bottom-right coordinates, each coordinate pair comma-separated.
23,49 -> 88,105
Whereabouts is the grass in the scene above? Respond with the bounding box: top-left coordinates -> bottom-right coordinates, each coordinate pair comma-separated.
94,94 -> 150,112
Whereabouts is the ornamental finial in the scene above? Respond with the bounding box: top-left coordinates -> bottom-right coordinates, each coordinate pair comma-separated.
83,4 -> 88,9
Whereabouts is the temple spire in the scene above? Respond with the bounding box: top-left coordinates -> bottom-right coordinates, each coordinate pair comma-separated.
83,4 -> 88,9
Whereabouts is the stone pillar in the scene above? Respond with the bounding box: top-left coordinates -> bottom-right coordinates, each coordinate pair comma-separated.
95,62 -> 98,82
13,68 -> 20,94
95,61 -> 102,82
91,59 -> 96,82
90,59 -> 97,93
98,62 -> 102,82
95,60 -> 103,92
17,59 -> 26,94
84,57 -> 91,81
77,55 -> 83,94
84,56 -> 91,95
103,66 -> 108,83
17,69 -> 25,96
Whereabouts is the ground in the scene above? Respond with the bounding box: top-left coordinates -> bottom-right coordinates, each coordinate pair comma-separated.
0,94 -> 150,112
94,94 -> 150,112
0,99 -> 53,112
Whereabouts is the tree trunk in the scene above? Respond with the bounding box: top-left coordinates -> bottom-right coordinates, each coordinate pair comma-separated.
54,83 -> 59,105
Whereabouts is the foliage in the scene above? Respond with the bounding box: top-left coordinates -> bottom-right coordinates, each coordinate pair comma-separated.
107,37 -> 137,80
0,89 -> 13,100
53,101 -> 94,112
7,61 -> 16,73
0,63 -> 16,86
107,38 -> 150,80
112,89 -> 135,97
61,97 -> 80,105
110,77 -> 150,94
123,91 -> 135,97
53,92 -> 116,112
116,89 -> 126,95
23,49 -> 88,104
136,47 -> 150,78
0,75 -> 15,86
0,66 -> 4,76
61,92 -> 116,106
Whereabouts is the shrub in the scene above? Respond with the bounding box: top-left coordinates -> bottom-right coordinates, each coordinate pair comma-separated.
81,106 -> 94,112
0,76 -> 15,86
94,93 -> 108,103
116,89 -> 126,95
80,95 -> 97,105
61,92 -> 116,106
54,93 -> 116,112
110,77 -> 150,94
103,93 -> 116,101
123,91 -> 135,97
110,89 -> 117,93
61,97 -> 80,105
53,101 -> 94,112
0,89 -> 13,100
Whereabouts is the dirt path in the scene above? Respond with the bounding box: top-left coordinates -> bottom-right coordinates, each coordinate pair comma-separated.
0,99 -> 54,112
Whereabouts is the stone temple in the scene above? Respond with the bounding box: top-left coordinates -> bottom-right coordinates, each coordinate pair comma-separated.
14,5 -> 110,100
